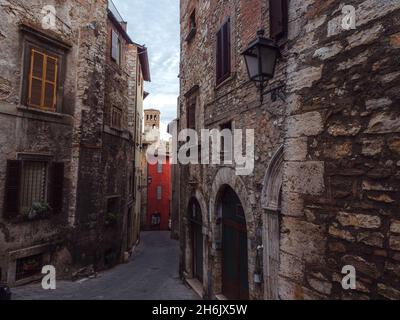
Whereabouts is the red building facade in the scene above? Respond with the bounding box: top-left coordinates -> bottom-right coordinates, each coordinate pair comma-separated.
145,156 -> 171,231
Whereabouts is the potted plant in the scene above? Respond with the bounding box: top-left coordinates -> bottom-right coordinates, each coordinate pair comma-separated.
105,212 -> 118,226
25,202 -> 52,220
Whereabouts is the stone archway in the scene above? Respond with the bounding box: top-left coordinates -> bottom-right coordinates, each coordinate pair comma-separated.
261,145 -> 284,211
261,146 -> 283,300
209,167 -> 255,299
183,190 -> 209,296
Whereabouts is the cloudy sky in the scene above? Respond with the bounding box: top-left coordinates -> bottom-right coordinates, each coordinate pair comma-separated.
113,0 -> 179,138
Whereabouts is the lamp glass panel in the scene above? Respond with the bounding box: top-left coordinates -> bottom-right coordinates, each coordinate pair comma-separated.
245,51 -> 260,81
260,45 -> 277,78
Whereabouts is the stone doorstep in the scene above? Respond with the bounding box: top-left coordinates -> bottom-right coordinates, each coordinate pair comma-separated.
185,278 -> 204,299
215,294 -> 228,301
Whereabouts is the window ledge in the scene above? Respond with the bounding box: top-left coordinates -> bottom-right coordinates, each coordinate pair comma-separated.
215,72 -> 235,90
104,125 -> 131,140
17,106 -> 73,126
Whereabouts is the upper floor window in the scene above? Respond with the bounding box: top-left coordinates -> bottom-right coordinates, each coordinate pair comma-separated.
27,49 -> 59,111
20,24 -> 70,114
111,105 -> 123,129
157,186 -> 162,200
186,9 -> 197,42
157,162 -> 163,174
216,18 -> 231,85
187,95 -> 196,130
111,29 -> 121,65
269,0 -> 288,41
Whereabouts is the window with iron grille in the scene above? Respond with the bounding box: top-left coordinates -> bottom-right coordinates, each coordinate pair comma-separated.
20,161 -> 48,215
216,18 -> 231,85
16,254 -> 43,281
3,160 -> 64,219
111,105 -> 123,129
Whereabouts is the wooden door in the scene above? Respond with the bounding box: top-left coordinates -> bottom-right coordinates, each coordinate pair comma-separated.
221,187 -> 249,300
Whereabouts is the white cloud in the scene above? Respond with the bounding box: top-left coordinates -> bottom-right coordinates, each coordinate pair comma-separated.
113,0 -> 180,138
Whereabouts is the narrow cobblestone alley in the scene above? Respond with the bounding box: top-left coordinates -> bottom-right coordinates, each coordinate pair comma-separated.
11,232 -> 198,300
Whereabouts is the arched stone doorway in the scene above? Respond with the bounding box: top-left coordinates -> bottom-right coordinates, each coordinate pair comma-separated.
218,185 -> 249,300
261,146 -> 283,300
188,197 -> 203,282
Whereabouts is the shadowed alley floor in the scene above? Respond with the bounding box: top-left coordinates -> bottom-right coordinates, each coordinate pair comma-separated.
12,231 -> 198,300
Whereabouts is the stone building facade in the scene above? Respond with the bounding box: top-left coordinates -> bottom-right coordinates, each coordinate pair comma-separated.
0,0 -> 150,286
178,0 -> 400,300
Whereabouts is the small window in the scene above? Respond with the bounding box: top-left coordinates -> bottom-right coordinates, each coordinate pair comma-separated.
16,254 -> 43,281
269,0 -> 288,40
111,29 -> 121,65
107,197 -> 120,215
157,186 -> 162,200
20,161 -> 48,215
190,10 -> 196,30
27,48 -> 58,111
157,162 -> 163,174
3,159 -> 64,219
186,9 -> 197,41
216,19 -> 231,84
187,95 -> 196,130
221,122 -> 233,164
111,106 -> 123,129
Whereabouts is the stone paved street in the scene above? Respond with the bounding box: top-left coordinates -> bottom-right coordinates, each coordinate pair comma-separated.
12,232 -> 198,300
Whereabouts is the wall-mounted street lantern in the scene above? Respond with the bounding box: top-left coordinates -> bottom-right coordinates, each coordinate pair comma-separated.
242,29 -> 286,103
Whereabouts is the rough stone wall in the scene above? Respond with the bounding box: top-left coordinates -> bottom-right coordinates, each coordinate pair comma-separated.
281,0 -> 400,300
179,0 -> 286,300
0,0 -> 140,283
179,0 -> 400,300
0,0 -> 100,284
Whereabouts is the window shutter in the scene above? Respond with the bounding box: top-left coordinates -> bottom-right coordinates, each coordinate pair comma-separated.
187,97 -> 196,130
49,162 -> 64,213
28,49 -> 58,111
270,0 -> 288,40
3,160 -> 22,218
216,28 -> 223,81
43,56 -> 58,110
216,19 -> 231,84
111,30 -> 118,61
111,30 -> 120,65
222,20 -> 231,77
29,50 -> 44,107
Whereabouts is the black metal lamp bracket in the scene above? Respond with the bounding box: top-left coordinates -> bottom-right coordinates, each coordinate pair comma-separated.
260,83 -> 286,103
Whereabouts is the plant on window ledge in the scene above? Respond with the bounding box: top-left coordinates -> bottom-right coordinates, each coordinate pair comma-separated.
24,202 -> 52,220
105,212 -> 119,227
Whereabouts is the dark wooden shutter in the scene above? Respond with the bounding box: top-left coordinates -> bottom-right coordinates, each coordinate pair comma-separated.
216,28 -> 223,82
3,160 -> 22,218
269,0 -> 288,40
222,20 -> 231,77
216,19 -> 231,84
187,96 -> 196,130
49,162 -> 64,213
